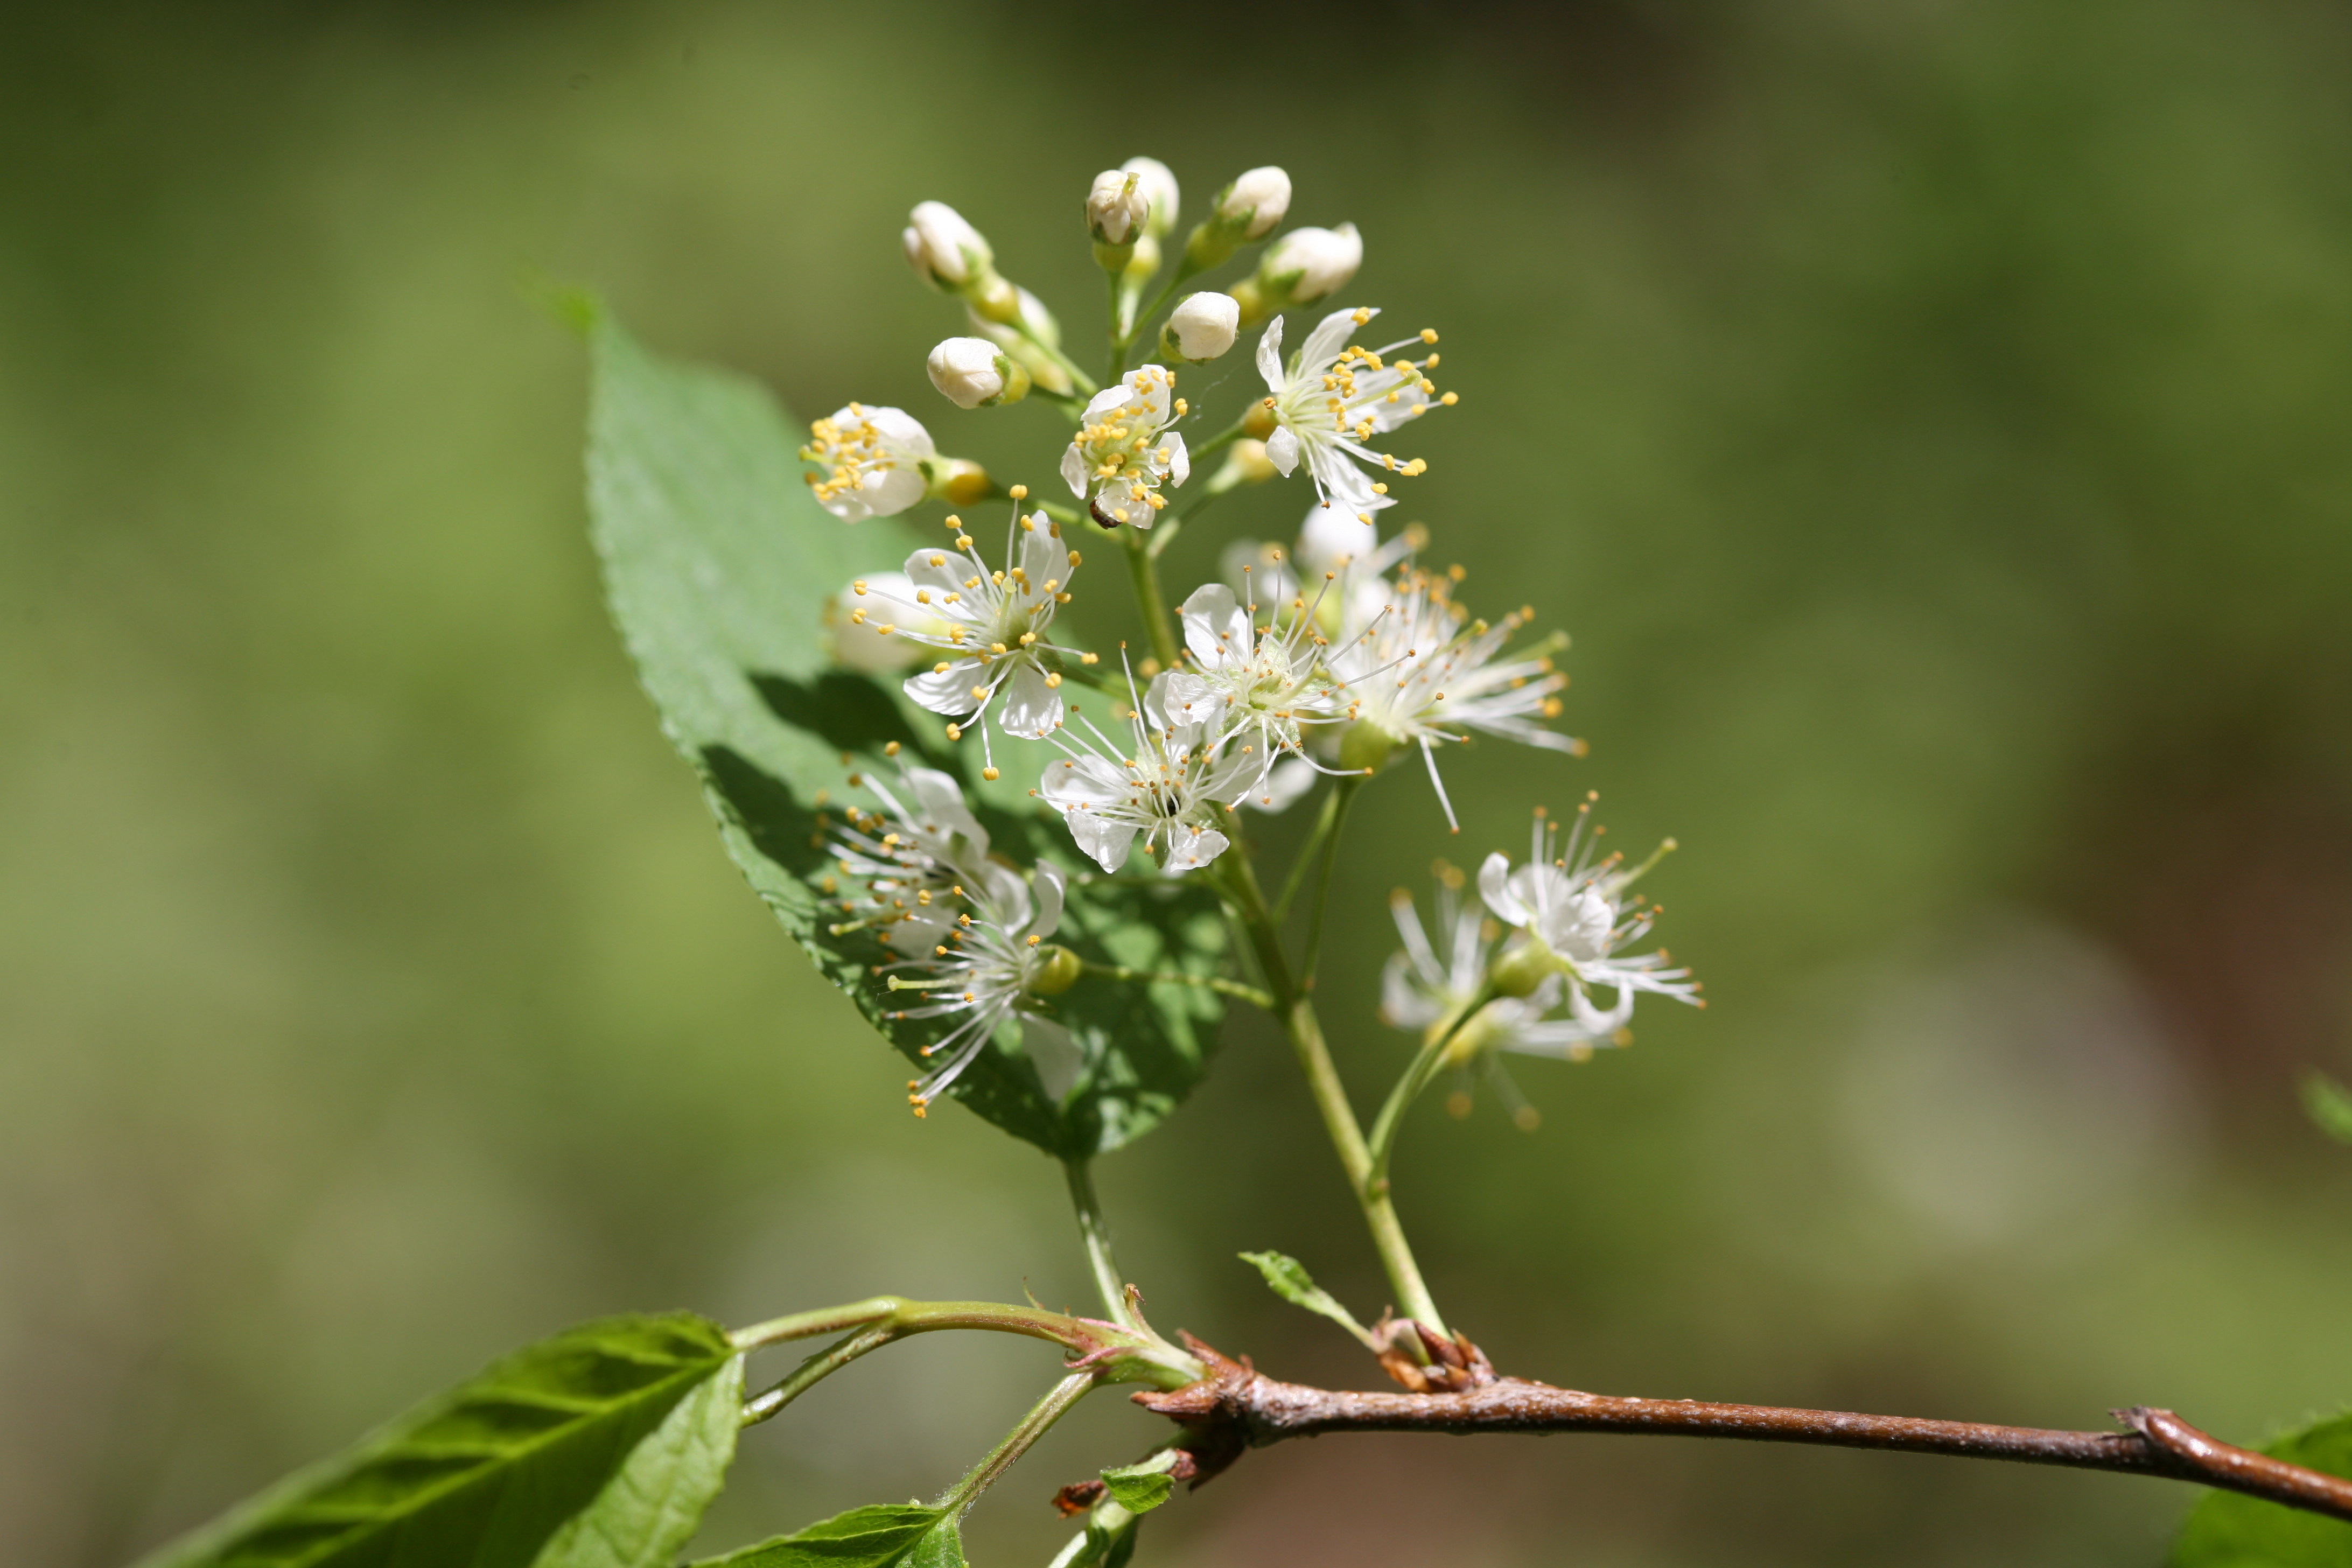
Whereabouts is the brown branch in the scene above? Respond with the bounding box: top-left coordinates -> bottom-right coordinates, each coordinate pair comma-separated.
1134,1345 -> 2352,1524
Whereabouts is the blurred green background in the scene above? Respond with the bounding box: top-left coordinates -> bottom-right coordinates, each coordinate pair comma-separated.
6,2 -> 2352,1563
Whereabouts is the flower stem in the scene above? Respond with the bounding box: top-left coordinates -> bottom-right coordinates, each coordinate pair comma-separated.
937,1370 -> 1098,1516
1365,981 -> 1498,1192
1063,1157 -> 1141,1332
728,1294 -> 1199,1387
1122,529 -> 1182,670
1272,782 -> 1345,922
1215,850 -> 1447,1334
1076,959 -> 1276,1011
1014,318 -> 1098,397
740,1321 -> 898,1426
1298,775 -> 1363,991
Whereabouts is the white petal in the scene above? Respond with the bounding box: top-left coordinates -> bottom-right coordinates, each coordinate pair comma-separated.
1180,584 -> 1250,669
1019,516 -> 1070,586
864,405 -> 936,460
1163,431 -> 1189,488
883,907 -> 955,957
1027,859 -> 1067,940
905,765 -> 987,857
1298,304 -> 1367,372
1060,440 -> 1089,499
996,662 -> 1065,739
857,464 -> 926,518
903,546 -> 967,597
1478,852 -> 1530,927
1019,1013 -> 1086,1103
1264,425 -> 1300,477
1161,823 -> 1229,872
1081,382 -> 1132,423
1065,811 -> 1136,873
1040,754 -> 1127,811
904,661 -> 985,716
1255,316 -> 1286,391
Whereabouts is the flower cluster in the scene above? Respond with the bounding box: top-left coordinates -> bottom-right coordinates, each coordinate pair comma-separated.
800,153 -> 1699,1126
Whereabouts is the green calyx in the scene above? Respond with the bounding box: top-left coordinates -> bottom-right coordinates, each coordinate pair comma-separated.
1027,944 -> 1083,997
1488,938 -> 1559,999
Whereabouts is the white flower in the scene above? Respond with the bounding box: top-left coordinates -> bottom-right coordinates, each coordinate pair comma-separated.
927,336 -> 1028,409
1163,580 -> 1350,784
827,571 -> 949,673
1476,803 -> 1700,1014
881,855 -> 1072,1117
903,200 -> 992,289
851,507 -> 1087,772
1326,563 -> 1577,829
1059,365 -> 1190,528
1382,867 -> 1625,1065
1087,169 -> 1151,245
1256,222 -> 1360,304
824,758 -> 994,957
1222,506 -> 1424,627
1256,306 -> 1448,521
1217,166 -> 1291,240
1038,669 -> 1258,874
1121,156 -> 1180,237
1164,292 -> 1240,362
801,403 -> 936,522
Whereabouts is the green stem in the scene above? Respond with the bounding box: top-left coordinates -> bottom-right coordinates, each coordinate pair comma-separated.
740,1321 -> 897,1426
1214,852 -> 1447,1333
1117,261 -> 1201,364
1064,1158 -> 1140,1332
1047,1498 -> 1139,1568
1122,529 -> 1183,670
1013,318 -> 1098,397
1272,782 -> 1344,922
937,1370 -> 1098,1516
1365,981 -> 1499,1192
1077,959 -> 1275,1011
1298,775 -> 1362,991
729,1294 -> 1199,1388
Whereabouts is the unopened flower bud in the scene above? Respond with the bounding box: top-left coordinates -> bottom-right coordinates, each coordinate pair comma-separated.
1122,156 -> 1180,239
1220,166 -> 1291,239
1087,169 -> 1150,247
1254,222 -> 1362,309
1161,291 -> 1240,362
1183,165 -> 1292,270
927,337 -> 1030,409
902,201 -> 992,290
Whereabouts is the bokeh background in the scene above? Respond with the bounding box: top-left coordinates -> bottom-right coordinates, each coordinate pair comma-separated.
6,2 -> 2352,1563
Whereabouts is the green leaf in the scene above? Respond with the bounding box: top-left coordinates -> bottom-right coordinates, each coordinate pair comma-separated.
1097,1452 -> 1181,1515
583,307 -> 1227,1158
2302,1073 -> 2352,1145
135,1314 -> 738,1568
690,1503 -> 965,1568
1238,1250 -> 1376,1346
2171,1411 -> 2352,1566
533,1352 -> 745,1568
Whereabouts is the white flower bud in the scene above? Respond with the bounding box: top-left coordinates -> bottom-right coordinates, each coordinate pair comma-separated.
1162,291 -> 1240,362
1087,170 -> 1150,246
1121,156 -> 1180,239
1218,166 -> 1291,240
902,201 -> 992,289
827,571 -> 946,674
1258,222 -> 1361,305
927,336 -> 1030,408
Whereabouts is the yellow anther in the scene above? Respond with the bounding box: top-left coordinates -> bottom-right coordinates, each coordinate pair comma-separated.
981,767 -> 999,782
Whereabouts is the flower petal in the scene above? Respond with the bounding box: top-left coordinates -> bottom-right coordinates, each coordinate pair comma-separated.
1180,583 -> 1250,669
1059,439 -> 1089,499
1478,851 -> 1530,927
1256,316 -> 1286,391
1064,810 -> 1136,873
904,660 -> 985,716
996,661 -> 1064,739
1164,431 -> 1189,488
1027,858 -> 1066,940
1264,425 -> 1300,477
